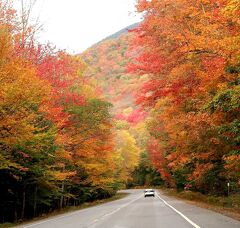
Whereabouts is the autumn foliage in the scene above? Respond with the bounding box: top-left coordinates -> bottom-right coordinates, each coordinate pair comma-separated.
82,31 -> 150,186
129,0 -> 240,193
1,0 -> 239,223
0,1 -> 118,223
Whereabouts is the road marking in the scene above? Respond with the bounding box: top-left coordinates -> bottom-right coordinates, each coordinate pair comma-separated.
88,193 -> 143,227
156,193 -> 201,228
103,194 -> 142,217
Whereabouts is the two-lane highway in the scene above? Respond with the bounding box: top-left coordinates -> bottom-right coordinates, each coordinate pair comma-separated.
19,189 -> 240,228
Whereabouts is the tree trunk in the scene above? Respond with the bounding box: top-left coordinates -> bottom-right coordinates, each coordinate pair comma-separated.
33,185 -> 38,217
59,182 -> 64,209
21,187 -> 26,220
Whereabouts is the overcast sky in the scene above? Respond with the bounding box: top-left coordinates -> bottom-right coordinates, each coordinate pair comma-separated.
14,0 -> 142,54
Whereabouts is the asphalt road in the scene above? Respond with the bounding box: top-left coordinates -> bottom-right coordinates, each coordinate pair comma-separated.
19,189 -> 240,228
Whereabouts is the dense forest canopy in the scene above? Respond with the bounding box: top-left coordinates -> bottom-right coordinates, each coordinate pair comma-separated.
128,0 -> 240,193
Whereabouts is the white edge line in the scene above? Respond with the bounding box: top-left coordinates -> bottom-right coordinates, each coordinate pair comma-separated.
156,193 -> 201,228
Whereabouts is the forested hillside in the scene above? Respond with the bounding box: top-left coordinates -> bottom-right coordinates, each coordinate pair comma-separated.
82,28 -> 145,117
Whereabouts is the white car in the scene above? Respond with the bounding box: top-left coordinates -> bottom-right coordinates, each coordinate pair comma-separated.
144,189 -> 155,197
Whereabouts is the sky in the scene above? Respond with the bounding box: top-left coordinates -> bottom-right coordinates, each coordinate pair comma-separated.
14,0 -> 142,54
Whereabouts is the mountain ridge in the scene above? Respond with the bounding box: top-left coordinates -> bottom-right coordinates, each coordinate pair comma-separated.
91,22 -> 140,48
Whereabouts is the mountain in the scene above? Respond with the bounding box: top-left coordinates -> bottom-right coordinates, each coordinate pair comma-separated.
81,23 -> 147,124
99,22 -> 140,42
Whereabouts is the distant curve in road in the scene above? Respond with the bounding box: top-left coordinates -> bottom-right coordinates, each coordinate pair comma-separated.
18,189 -> 240,228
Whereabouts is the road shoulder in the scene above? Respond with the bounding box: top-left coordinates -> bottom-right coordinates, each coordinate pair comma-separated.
158,188 -> 240,221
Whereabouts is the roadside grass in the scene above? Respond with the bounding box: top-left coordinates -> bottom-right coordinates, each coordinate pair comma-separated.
159,188 -> 240,221
0,192 -> 129,228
